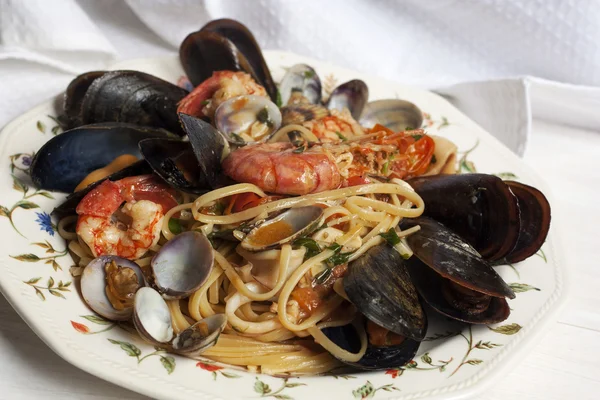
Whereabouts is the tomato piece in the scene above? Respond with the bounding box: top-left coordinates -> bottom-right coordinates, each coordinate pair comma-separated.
226,193 -> 284,214
345,175 -> 371,187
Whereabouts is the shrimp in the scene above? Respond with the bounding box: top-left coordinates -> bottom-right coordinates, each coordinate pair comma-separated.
222,126 -> 435,195
302,108 -> 365,142
75,175 -> 178,259
177,71 -> 267,119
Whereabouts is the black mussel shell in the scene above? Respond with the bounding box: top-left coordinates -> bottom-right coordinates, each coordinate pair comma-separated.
30,123 -> 172,193
326,79 -> 369,120
408,174 -> 520,262
178,113 -> 226,190
180,30 -> 258,88
79,70 -> 188,135
322,323 -> 421,370
503,181 -> 551,263
405,257 -> 511,324
401,216 -> 515,299
201,19 -> 277,102
63,71 -> 105,128
344,244 -> 427,340
52,160 -> 152,219
139,138 -> 209,194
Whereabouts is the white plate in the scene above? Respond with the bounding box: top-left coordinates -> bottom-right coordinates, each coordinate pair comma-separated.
0,52 -> 568,400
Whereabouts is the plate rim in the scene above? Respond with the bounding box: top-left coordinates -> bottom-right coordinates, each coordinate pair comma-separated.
0,52 -> 570,400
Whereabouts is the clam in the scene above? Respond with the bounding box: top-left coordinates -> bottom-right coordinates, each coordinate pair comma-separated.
133,287 -> 226,354
70,70 -> 188,135
343,244 -> 427,341
30,123 -> 172,193
214,95 -> 282,144
179,30 -> 257,87
139,138 -> 209,194
80,256 -> 145,321
401,216 -> 514,324
279,64 -> 322,105
200,19 -> 278,101
326,79 -> 369,120
360,99 -> 424,132
241,206 -> 324,251
150,231 -> 214,299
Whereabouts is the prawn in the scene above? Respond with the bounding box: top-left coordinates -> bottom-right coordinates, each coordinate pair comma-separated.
222,126 -> 435,195
76,175 -> 178,259
177,71 -> 267,119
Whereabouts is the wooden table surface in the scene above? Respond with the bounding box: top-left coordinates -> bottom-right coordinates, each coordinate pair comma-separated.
1,119 -> 598,399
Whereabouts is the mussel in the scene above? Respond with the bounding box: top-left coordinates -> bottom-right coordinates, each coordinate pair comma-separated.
200,19 -> 278,102
326,79 -> 369,120
279,64 -> 322,105
408,174 -> 550,263
80,256 -> 145,321
360,99 -> 424,131
401,217 -> 514,324
30,123 -> 173,193
65,70 -> 188,134
149,231 -> 214,299
241,206 -> 324,251
214,95 -> 282,143
133,287 -> 227,355
179,30 -> 257,88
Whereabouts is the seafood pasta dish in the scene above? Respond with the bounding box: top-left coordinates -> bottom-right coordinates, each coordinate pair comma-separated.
29,19 -> 551,375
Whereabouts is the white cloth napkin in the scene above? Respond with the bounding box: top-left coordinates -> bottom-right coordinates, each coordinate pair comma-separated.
1,0 -> 599,156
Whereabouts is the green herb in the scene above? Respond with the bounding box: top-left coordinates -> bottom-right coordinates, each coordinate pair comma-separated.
335,131 -> 348,141
379,228 -> 401,246
293,237 -> 322,261
275,89 -> 283,108
325,243 -> 353,267
293,145 -> 306,154
411,134 -> 423,141
313,268 -> 333,285
431,154 -> 437,164
405,126 -> 415,131
201,100 -> 210,106
230,132 -> 245,143
168,218 -> 183,234
382,160 -> 390,175
303,70 -> 315,79
256,107 -> 273,127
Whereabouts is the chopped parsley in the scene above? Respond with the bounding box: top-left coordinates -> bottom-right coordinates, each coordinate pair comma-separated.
168,218 -> 183,234
335,131 -> 348,141
411,134 -> 423,141
303,70 -> 315,79
230,132 -> 245,144
293,145 -> 306,154
276,89 -> 283,107
379,228 -> 401,246
293,237 -> 322,261
431,154 -> 437,164
256,106 -> 273,127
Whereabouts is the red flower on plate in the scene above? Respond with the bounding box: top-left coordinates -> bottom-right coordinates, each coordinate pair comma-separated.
71,321 -> 90,334
385,369 -> 400,378
196,362 -> 222,372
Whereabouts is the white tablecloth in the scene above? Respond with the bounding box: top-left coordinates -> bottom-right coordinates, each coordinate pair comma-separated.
1,1 -> 599,398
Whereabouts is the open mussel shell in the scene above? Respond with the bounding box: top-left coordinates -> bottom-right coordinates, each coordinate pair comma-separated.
322,322 -> 421,370
150,231 -> 214,299
180,30 -> 257,87
77,70 -> 188,135
214,95 -> 282,144
326,79 -> 369,120
405,257 -> 510,324
64,71 -> 105,128
179,113 -> 228,189
30,123 -> 172,193
81,256 -> 145,321
241,206 -> 324,251
360,99 -> 423,131
401,216 -> 515,300
408,174 -> 520,262
133,287 -> 175,345
172,314 -> 227,356
503,181 -> 551,264
201,19 -> 277,102
139,138 -> 208,194
343,244 -> 427,340
279,64 -> 322,105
